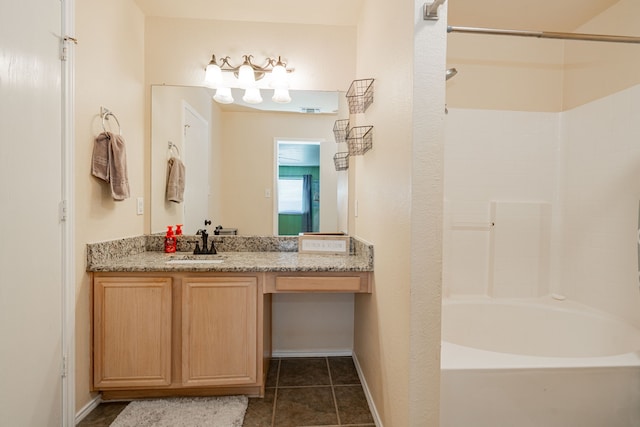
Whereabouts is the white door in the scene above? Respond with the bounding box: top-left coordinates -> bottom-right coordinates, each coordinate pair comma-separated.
0,1 -> 65,425
183,104 -> 210,233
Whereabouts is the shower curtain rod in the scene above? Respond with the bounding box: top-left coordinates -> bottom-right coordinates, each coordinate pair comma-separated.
447,25 -> 640,44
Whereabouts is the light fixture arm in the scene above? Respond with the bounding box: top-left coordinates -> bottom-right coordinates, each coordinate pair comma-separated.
205,53 -> 294,105
208,54 -> 294,81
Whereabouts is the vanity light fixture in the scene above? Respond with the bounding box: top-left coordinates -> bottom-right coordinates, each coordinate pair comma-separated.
204,54 -> 293,105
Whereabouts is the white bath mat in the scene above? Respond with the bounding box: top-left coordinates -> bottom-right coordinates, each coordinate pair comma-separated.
110,396 -> 248,427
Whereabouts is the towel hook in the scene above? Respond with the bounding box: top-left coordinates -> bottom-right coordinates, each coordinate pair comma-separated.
100,106 -> 122,135
168,141 -> 181,158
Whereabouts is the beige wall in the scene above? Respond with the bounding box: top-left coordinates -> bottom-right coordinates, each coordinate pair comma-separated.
563,0 -> 640,110
446,34 -> 565,112
145,17 -> 356,91
352,0 -> 445,425
75,0 -> 145,412
447,0 -> 640,113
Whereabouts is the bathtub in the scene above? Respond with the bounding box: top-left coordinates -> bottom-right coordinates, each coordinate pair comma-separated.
440,297 -> 640,427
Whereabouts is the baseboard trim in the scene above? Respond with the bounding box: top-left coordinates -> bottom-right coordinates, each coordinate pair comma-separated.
352,352 -> 383,427
271,349 -> 353,358
75,394 -> 101,425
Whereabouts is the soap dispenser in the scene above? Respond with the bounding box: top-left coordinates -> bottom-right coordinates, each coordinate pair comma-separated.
164,225 -> 177,253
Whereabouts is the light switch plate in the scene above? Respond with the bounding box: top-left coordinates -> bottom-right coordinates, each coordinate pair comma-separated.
136,197 -> 144,215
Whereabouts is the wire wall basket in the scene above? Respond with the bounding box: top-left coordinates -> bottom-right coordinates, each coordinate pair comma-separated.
333,119 -> 350,144
347,126 -> 373,156
333,152 -> 350,171
346,78 -> 374,114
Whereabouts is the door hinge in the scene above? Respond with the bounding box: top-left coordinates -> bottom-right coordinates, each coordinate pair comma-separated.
60,36 -> 77,61
61,356 -> 67,378
59,200 -> 67,222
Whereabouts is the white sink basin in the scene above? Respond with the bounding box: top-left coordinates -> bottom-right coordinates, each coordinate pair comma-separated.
165,254 -> 225,264
165,259 -> 223,264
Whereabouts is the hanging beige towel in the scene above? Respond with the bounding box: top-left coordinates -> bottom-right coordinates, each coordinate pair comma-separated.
91,132 -> 110,181
91,131 -> 130,200
166,156 -> 185,203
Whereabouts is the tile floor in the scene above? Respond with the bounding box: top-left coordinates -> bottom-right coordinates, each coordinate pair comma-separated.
77,356 -> 375,427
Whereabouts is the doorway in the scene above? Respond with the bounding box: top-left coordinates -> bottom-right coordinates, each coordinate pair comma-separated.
275,140 -> 321,235
182,102 -> 210,233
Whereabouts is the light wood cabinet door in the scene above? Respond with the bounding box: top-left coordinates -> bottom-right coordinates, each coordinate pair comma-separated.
93,277 -> 172,388
182,277 -> 258,386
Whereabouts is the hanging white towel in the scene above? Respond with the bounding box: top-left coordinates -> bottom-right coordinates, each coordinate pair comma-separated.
166,156 -> 185,203
91,131 -> 130,200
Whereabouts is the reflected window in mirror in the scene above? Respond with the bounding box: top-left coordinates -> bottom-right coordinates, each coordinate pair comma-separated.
276,140 -> 320,236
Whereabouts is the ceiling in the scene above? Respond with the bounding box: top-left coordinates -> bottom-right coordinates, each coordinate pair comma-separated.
133,0 -> 365,26
448,0 -> 621,32
134,0 -> 621,31
278,142 -> 320,167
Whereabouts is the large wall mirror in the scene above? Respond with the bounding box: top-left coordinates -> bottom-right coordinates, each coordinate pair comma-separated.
150,85 -> 349,236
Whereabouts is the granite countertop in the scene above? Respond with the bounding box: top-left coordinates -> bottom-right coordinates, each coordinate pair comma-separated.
86,235 -> 374,273
88,250 -> 372,273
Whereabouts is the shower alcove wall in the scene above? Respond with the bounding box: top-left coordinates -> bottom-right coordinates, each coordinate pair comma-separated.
441,2 -> 640,424
443,0 -> 640,327
443,86 -> 640,329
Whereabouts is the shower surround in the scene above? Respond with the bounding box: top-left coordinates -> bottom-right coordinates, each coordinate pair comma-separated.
441,84 -> 640,426
444,83 -> 640,327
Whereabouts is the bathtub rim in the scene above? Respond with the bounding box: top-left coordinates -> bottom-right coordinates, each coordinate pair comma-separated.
441,295 -> 640,370
441,341 -> 640,371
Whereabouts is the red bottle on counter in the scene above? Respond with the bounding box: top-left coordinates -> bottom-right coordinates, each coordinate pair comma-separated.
175,224 -> 183,235
164,226 -> 177,253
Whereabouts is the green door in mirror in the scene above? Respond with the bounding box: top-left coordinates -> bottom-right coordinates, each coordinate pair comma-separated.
276,140 -> 321,236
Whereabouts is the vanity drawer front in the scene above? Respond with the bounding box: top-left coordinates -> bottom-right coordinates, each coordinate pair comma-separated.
273,275 -> 365,292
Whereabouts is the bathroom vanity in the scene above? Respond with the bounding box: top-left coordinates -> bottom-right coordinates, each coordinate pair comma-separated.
87,235 -> 373,400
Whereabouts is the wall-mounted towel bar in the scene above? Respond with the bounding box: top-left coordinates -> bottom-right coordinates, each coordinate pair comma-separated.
100,106 -> 122,135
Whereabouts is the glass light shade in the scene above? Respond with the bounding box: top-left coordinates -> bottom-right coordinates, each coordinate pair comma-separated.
213,87 -> 234,104
270,64 -> 289,89
272,88 -> 291,104
243,87 -> 263,104
204,63 -> 222,87
238,64 -> 256,88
